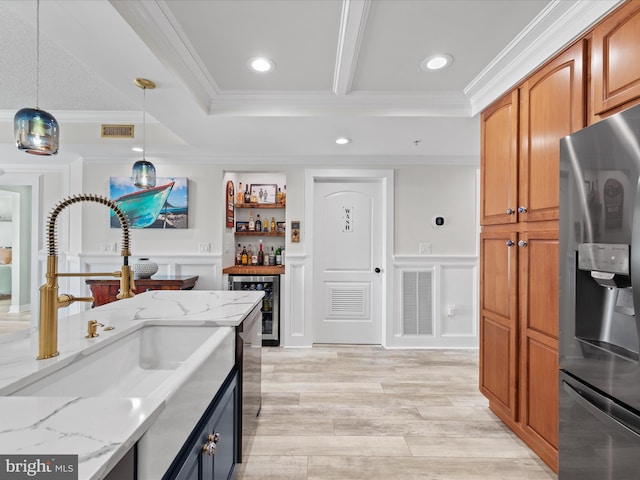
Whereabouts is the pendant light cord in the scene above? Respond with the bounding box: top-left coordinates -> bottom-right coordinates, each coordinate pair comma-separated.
142,86 -> 146,160
36,0 -> 40,109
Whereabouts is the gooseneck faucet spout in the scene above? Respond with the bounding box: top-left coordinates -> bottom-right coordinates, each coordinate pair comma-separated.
38,194 -> 135,360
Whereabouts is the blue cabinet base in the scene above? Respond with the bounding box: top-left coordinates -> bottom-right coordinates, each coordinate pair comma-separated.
163,369 -> 239,480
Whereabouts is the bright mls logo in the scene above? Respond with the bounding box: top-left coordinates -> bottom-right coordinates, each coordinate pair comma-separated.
0,455 -> 77,479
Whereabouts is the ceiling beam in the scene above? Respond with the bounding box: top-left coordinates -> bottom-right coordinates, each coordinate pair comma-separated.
333,0 -> 371,96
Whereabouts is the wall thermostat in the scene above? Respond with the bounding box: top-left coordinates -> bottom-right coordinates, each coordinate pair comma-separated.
432,216 -> 445,228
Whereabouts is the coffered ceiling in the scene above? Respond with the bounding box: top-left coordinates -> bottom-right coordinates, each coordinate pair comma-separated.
0,0 -> 622,163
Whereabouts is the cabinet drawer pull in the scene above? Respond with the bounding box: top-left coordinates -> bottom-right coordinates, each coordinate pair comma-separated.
506,240 -> 514,247
506,208 -> 515,215
202,433 -> 221,456
518,206 -> 527,213
518,240 -> 527,247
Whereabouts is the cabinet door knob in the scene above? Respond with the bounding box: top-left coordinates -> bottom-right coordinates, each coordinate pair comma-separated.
518,206 -> 527,213
506,240 -> 514,247
202,433 -> 221,456
518,240 -> 527,247
506,208 -> 515,215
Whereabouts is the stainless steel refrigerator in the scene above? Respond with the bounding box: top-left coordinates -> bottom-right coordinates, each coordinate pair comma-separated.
228,275 -> 280,346
559,102 -> 640,478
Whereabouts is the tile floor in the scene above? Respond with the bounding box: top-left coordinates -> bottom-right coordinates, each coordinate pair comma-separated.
237,345 -> 557,480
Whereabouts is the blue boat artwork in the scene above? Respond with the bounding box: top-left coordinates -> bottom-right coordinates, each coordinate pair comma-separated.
109,177 -> 188,229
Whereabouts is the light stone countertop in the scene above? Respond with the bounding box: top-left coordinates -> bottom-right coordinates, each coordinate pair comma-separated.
0,290 -> 263,480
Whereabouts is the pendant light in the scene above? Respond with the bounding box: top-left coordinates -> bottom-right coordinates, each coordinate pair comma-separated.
14,0 -> 60,155
132,78 -> 156,189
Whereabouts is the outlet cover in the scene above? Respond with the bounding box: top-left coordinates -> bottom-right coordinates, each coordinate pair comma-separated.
198,242 -> 211,253
101,242 -> 117,253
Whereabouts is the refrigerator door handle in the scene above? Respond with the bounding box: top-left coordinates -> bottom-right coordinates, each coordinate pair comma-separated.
563,378 -> 640,437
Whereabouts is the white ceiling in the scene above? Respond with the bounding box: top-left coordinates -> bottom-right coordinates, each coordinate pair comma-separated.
0,0 -> 622,164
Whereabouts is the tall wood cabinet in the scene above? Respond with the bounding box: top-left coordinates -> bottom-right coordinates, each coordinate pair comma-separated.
479,40 -> 585,473
591,0 -> 640,120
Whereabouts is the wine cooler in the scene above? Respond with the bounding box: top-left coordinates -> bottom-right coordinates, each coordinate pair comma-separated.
228,275 -> 280,346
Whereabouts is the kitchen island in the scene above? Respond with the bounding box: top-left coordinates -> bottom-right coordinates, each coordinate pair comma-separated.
0,290 -> 263,480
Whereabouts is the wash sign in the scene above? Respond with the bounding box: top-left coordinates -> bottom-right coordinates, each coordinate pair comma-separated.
342,206 -> 354,232
0,455 -> 78,479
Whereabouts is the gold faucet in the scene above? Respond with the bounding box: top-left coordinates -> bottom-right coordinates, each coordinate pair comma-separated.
38,194 -> 135,360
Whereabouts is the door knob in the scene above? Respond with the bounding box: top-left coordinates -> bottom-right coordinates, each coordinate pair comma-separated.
506,208 -> 515,215
518,206 -> 527,213
506,240 -> 514,247
374,267 -> 381,273
518,240 -> 528,247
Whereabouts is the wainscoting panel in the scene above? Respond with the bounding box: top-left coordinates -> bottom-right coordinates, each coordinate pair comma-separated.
391,255 -> 478,348
58,253 -> 223,316
282,254 -> 307,347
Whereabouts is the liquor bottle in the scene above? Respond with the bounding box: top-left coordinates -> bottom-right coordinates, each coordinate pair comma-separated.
248,210 -> 255,231
258,242 -> 264,265
235,243 -> 242,266
241,245 -> 248,266
251,244 -> 258,265
247,244 -> 253,263
255,214 -> 262,232
275,246 -> 282,265
244,184 -> 251,204
276,187 -> 283,204
282,184 -> 286,205
268,246 -> 276,266
236,182 -> 243,204
263,218 -> 269,231
271,216 -> 276,232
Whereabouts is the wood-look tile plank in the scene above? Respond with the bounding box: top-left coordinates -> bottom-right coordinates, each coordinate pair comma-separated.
249,435 -> 411,456
307,456 -> 556,480
405,436 -> 535,458
237,346 -> 557,480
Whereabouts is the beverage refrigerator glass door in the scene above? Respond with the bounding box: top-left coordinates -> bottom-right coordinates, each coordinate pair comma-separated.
228,275 -> 280,346
559,101 -> 640,477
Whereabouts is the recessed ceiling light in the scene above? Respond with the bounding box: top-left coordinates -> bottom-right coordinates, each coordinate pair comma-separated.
248,57 -> 275,73
335,137 -> 351,145
421,54 -> 454,71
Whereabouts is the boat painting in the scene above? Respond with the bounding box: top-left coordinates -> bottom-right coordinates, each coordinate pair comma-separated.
109,177 -> 188,229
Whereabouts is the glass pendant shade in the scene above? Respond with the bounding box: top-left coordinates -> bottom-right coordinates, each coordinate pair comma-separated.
132,159 -> 156,189
14,107 -> 59,155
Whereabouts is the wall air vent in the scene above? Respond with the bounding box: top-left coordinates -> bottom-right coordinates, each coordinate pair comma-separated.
101,124 -> 135,138
402,271 -> 433,335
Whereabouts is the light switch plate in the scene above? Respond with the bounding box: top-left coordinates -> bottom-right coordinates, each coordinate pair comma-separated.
419,242 -> 432,254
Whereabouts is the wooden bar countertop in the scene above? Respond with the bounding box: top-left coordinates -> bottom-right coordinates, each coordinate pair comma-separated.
222,265 -> 285,275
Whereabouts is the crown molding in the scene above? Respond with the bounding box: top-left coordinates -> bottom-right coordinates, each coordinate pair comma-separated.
209,91 -> 471,117
465,0 -> 623,115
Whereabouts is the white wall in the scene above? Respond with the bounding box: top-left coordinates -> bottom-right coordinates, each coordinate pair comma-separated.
76,158 -> 479,348
395,166 -> 478,255
0,150 -> 479,348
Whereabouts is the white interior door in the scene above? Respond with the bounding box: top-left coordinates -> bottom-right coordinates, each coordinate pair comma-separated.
313,180 -> 383,344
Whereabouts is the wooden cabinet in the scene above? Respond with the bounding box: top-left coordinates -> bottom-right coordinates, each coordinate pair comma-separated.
479,230 -> 518,420
518,230 -> 559,464
479,40 -> 583,473
480,229 -> 559,470
86,275 -> 198,307
480,90 -> 519,226
519,42 -> 585,223
591,0 -> 640,119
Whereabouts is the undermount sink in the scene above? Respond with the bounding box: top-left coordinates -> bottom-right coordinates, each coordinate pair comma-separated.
10,324 -> 229,398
